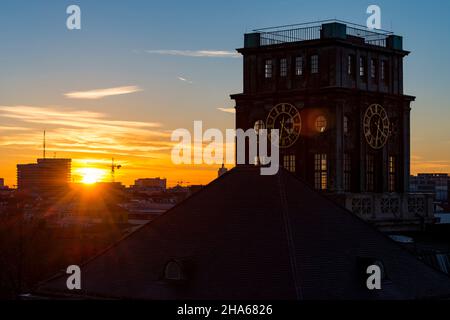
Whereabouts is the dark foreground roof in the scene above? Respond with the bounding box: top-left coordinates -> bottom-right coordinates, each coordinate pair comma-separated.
36,167 -> 450,300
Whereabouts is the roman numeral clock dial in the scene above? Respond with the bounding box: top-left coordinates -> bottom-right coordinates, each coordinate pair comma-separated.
363,104 -> 390,150
266,103 -> 302,148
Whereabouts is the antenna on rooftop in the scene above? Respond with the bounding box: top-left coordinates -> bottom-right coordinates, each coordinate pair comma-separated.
43,130 -> 46,159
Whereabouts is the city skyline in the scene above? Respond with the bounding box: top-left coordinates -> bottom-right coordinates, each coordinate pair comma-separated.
1,0 -> 450,187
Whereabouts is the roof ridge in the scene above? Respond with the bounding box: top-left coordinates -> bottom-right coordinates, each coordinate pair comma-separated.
277,171 -> 303,300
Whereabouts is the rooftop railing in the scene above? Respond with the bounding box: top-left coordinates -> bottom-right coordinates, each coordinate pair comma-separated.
253,19 -> 393,48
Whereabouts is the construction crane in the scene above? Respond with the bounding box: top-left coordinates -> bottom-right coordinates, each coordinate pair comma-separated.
111,158 -> 122,183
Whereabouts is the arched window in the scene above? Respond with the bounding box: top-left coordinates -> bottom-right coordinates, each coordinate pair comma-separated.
164,260 -> 184,281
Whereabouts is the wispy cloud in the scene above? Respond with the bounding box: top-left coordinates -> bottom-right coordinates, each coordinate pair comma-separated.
177,76 -> 193,84
0,126 -> 31,131
217,107 -> 235,114
146,50 -> 240,58
64,85 -> 142,100
0,106 -> 172,158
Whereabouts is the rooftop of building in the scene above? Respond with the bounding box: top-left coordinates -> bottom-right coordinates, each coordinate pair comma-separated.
35,166 -> 450,300
243,19 -> 403,51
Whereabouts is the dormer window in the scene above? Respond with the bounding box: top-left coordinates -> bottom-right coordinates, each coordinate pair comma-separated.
164,260 -> 185,282
357,257 -> 389,285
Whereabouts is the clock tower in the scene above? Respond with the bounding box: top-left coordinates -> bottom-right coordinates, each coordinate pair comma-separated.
231,20 -> 435,231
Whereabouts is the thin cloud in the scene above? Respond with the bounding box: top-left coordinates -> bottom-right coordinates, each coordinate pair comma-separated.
0,105 -> 171,158
177,76 -> 193,84
64,86 -> 142,100
217,107 -> 236,114
146,50 -> 240,58
0,126 -> 31,131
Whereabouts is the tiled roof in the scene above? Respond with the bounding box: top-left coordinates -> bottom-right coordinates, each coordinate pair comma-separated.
36,166 -> 450,300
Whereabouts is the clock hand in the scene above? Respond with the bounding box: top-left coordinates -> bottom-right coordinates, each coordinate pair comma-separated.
375,119 -> 381,144
376,118 -> 388,138
280,117 -> 286,141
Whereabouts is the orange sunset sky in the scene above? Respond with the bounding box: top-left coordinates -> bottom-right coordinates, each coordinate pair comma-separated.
1,1 -> 450,187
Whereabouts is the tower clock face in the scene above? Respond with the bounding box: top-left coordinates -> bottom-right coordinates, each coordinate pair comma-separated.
266,103 -> 302,148
363,104 -> 390,150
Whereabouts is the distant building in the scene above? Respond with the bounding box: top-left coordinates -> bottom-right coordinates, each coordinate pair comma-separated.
410,174 -> 449,203
133,178 -> 167,193
17,158 -> 71,194
0,178 -> 4,188
218,164 -> 228,177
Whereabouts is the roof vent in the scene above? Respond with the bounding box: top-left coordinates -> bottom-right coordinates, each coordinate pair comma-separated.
164,260 -> 185,282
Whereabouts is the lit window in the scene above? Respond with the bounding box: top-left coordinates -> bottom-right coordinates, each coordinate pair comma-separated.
254,120 -> 265,134
366,154 -> 374,192
344,116 -> 350,135
360,56 -> 366,77
265,59 -> 273,78
371,59 -> 377,79
315,116 -> 327,133
310,55 -> 319,74
280,58 -> 288,77
389,156 -> 396,193
254,120 -> 266,165
295,56 -> 304,76
314,154 -> 328,191
283,154 -> 296,173
344,153 -> 352,192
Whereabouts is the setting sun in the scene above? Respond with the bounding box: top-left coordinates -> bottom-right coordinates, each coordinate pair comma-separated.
78,168 -> 107,184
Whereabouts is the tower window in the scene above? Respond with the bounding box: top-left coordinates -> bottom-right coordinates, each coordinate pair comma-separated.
344,116 -> 350,135
370,59 -> 377,79
348,55 -> 355,76
264,59 -> 273,78
310,55 -> 319,74
315,116 -> 327,133
280,58 -> 288,77
295,56 -> 304,76
283,154 -> 296,173
359,56 -> 366,77
389,156 -> 396,193
381,60 -> 389,82
254,120 -> 266,165
254,120 -> 265,133
344,153 -> 352,192
366,154 -> 375,192
314,154 -> 328,191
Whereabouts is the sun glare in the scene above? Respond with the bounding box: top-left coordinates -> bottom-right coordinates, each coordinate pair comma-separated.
78,168 -> 107,184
